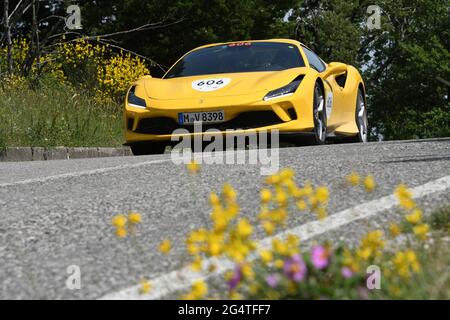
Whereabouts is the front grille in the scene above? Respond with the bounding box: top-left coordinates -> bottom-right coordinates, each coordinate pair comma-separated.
134,111 -> 284,135
287,108 -> 297,120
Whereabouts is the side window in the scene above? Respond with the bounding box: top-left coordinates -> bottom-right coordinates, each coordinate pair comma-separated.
302,46 -> 326,72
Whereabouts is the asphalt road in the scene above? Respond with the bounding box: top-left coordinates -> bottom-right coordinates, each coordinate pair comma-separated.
0,138 -> 449,299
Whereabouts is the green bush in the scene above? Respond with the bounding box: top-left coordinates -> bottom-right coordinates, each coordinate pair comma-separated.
0,77 -> 123,147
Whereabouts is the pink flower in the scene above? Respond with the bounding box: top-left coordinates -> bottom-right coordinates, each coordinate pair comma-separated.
341,267 -> 353,279
283,254 -> 307,282
265,274 -> 279,288
311,246 -> 330,270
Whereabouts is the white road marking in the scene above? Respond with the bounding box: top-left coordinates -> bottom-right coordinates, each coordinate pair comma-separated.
0,157 -> 174,188
99,174 -> 450,300
0,149 -> 269,187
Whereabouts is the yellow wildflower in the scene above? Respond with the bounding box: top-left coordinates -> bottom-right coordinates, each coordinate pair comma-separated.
112,215 -> 127,228
191,280 -> 208,299
159,239 -> 172,254
236,219 -> 253,238
115,227 -> 127,238
279,168 -> 295,182
262,220 -> 275,235
316,207 -> 328,220
286,234 -> 300,248
223,184 -> 237,201
274,259 -> 284,269
395,184 -> 412,200
356,247 -> 372,260
363,175 -> 376,192
296,200 -> 307,211
209,192 -> 221,206
272,239 -> 288,256
229,291 -> 243,300
389,223 -> 401,238
405,250 -> 421,272
346,172 -> 360,186
139,280 -> 152,294
315,186 -> 329,203
275,190 -> 288,206
128,212 -> 142,224
191,257 -> 203,272
302,182 -> 313,197
259,250 -> 273,264
413,224 -> 429,240
405,208 -> 422,225
242,264 -> 255,279
187,160 -> 200,174
260,189 -> 272,203
359,230 -> 385,258
392,250 -> 421,279
400,198 -> 416,210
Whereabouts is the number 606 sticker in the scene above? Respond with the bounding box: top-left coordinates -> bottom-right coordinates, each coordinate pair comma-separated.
191,78 -> 231,92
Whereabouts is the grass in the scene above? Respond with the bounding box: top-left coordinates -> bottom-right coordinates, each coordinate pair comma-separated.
375,206 -> 450,299
0,79 -> 124,147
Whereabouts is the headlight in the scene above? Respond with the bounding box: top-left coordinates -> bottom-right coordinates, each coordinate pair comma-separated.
263,76 -> 304,101
127,86 -> 147,108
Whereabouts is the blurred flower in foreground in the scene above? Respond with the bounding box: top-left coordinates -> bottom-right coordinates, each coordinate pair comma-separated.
283,254 -> 307,282
112,214 -> 127,228
139,279 -> 152,294
389,223 -> 401,238
311,246 -> 330,270
159,239 -> 172,254
405,209 -> 422,224
265,274 -> 279,288
187,160 -> 200,175
183,280 -> 208,300
228,266 -> 242,290
413,224 -> 429,240
363,175 -> 376,192
346,172 -> 360,186
128,212 -> 142,224
341,267 -> 353,279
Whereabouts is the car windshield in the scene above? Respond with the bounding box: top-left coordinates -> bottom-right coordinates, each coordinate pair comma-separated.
164,42 -> 305,79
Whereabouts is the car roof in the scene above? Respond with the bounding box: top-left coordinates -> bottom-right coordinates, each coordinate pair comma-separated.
190,39 -> 307,52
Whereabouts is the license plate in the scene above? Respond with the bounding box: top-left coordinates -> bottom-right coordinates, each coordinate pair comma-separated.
178,110 -> 225,125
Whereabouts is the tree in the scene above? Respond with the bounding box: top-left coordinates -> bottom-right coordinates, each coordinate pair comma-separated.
288,0 -> 449,140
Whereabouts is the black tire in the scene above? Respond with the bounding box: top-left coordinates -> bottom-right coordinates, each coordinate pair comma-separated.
312,81 -> 327,144
130,142 -> 166,155
346,89 -> 368,143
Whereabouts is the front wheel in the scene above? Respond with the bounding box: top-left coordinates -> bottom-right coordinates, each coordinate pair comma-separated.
130,142 -> 166,155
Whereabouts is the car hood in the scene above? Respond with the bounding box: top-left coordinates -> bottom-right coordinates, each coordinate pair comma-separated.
143,67 -> 308,100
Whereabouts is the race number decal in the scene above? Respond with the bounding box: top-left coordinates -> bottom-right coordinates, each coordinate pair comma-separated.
192,78 -> 231,92
326,92 -> 333,119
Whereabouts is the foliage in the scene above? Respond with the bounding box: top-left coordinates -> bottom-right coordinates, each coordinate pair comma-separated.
0,78 -> 123,147
111,167 -> 450,299
57,39 -> 150,101
1,0 -> 448,143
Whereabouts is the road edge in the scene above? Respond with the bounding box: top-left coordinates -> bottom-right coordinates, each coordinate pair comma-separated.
0,147 -> 132,162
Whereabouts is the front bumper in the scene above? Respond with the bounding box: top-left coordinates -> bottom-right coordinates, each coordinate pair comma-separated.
124,91 -> 315,144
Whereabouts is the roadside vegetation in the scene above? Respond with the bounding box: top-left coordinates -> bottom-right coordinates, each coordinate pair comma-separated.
0,39 -> 149,148
111,166 -> 450,300
1,0 -> 449,148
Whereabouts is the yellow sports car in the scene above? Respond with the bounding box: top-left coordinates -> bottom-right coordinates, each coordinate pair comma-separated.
124,39 -> 367,155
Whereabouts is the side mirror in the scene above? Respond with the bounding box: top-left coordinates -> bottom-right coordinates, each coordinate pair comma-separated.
322,62 -> 347,78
